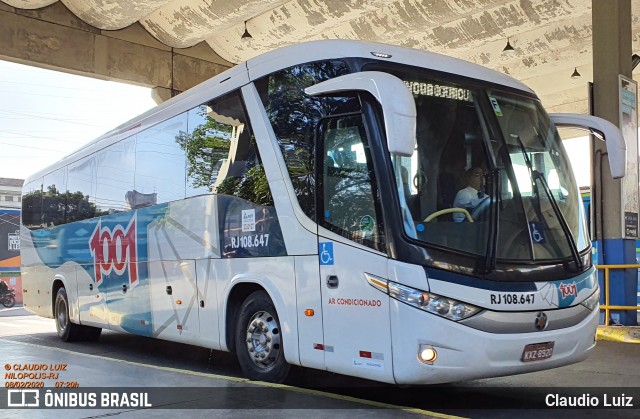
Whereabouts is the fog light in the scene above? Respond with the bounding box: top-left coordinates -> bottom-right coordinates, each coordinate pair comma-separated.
418,345 -> 437,364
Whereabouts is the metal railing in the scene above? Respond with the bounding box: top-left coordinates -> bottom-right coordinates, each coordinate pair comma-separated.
594,264 -> 640,326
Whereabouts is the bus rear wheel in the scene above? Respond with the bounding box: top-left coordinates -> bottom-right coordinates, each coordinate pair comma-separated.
235,290 -> 290,383
54,287 -> 101,342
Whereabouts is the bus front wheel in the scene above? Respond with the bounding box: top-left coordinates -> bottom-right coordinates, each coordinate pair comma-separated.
235,290 -> 291,383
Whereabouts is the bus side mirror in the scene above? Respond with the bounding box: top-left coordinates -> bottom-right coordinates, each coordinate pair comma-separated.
549,113 -> 626,179
304,71 -> 416,157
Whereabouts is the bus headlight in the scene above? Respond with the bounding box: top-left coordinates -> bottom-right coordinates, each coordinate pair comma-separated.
386,281 -> 480,321
580,288 -> 600,311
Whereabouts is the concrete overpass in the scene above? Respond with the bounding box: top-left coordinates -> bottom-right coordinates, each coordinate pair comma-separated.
1,0 -> 639,110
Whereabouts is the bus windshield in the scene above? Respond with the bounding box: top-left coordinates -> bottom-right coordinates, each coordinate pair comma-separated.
379,65 -> 587,265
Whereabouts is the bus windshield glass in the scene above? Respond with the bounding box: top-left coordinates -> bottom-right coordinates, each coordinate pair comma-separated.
374,64 -> 587,263
488,91 -> 589,260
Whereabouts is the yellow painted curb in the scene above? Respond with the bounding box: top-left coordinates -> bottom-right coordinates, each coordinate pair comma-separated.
596,326 -> 640,343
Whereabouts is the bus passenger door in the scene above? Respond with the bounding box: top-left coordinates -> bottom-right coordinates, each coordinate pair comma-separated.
317,114 -> 394,383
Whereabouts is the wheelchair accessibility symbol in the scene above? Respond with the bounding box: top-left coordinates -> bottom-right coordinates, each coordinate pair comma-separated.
319,242 -> 334,265
529,222 -> 545,244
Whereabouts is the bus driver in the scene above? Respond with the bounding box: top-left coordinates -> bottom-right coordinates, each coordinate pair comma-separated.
452,167 -> 486,222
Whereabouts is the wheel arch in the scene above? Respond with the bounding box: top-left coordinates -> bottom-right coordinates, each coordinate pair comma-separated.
51,273 -> 80,324
222,276 -> 299,366
51,275 -> 66,318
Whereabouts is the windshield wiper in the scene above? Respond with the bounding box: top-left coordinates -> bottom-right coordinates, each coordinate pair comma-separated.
532,172 -> 582,270
513,135 -> 582,271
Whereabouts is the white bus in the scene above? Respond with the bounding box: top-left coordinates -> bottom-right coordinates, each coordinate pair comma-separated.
21,40 -> 625,385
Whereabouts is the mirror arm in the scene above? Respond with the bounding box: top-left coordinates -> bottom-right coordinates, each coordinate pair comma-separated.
549,113 -> 626,179
305,71 -> 417,156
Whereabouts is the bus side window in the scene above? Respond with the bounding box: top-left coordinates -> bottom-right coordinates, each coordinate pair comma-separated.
95,137 -> 135,215
134,113 -> 188,206
22,178 -> 43,230
66,156 -> 96,223
182,90 -> 274,207
42,167 -> 67,227
319,114 -> 385,252
254,60 -> 356,222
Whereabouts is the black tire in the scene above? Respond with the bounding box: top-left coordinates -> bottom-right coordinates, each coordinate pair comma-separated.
2,294 -> 15,308
54,287 -> 83,342
235,290 -> 290,383
81,325 -> 102,341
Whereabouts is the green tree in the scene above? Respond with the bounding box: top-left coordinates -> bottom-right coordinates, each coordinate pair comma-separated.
22,187 -> 98,229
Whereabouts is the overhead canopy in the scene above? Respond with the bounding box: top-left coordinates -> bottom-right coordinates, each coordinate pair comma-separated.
3,0 -> 640,114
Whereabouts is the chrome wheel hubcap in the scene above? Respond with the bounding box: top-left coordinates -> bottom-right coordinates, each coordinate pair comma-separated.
245,310 -> 281,369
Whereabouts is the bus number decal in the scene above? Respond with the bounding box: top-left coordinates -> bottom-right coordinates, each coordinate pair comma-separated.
89,215 -> 138,286
230,234 -> 270,249
490,293 -> 535,305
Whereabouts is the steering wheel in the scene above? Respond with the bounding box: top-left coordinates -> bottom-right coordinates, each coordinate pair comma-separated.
471,196 -> 491,221
424,208 -> 473,223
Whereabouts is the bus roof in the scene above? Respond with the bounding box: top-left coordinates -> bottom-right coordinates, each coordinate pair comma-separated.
25,39 -> 535,183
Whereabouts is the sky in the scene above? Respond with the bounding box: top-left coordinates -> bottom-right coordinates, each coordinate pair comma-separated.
0,60 -> 157,181
0,59 -> 592,186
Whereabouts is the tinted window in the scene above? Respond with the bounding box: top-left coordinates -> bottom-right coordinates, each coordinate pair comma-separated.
320,114 -> 385,251
180,91 -> 272,206
22,178 -> 43,230
66,156 -> 97,223
135,113 -> 187,207
42,168 -> 67,227
95,137 -> 135,214
255,60 -> 358,220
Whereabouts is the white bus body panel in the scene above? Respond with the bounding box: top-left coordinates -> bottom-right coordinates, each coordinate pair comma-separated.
217,257 -> 299,365
390,299 -> 598,385
428,270 -> 598,312
318,230 -> 393,383
76,263 -> 107,327
247,40 -> 532,95
293,255 -> 324,369
147,259 -> 200,345
20,224 -> 79,321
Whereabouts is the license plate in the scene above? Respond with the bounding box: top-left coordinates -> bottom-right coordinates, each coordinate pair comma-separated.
521,342 -> 554,362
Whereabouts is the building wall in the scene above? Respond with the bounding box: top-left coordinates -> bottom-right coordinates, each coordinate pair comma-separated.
0,177 -> 23,211
0,178 -> 23,304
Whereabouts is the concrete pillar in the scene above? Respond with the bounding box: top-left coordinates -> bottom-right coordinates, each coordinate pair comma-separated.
591,0 -> 636,325
151,87 -> 174,105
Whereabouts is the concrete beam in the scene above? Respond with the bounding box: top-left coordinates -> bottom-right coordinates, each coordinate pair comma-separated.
0,2 -> 232,92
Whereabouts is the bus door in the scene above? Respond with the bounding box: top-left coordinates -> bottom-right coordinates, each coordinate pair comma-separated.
316,114 -> 394,383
